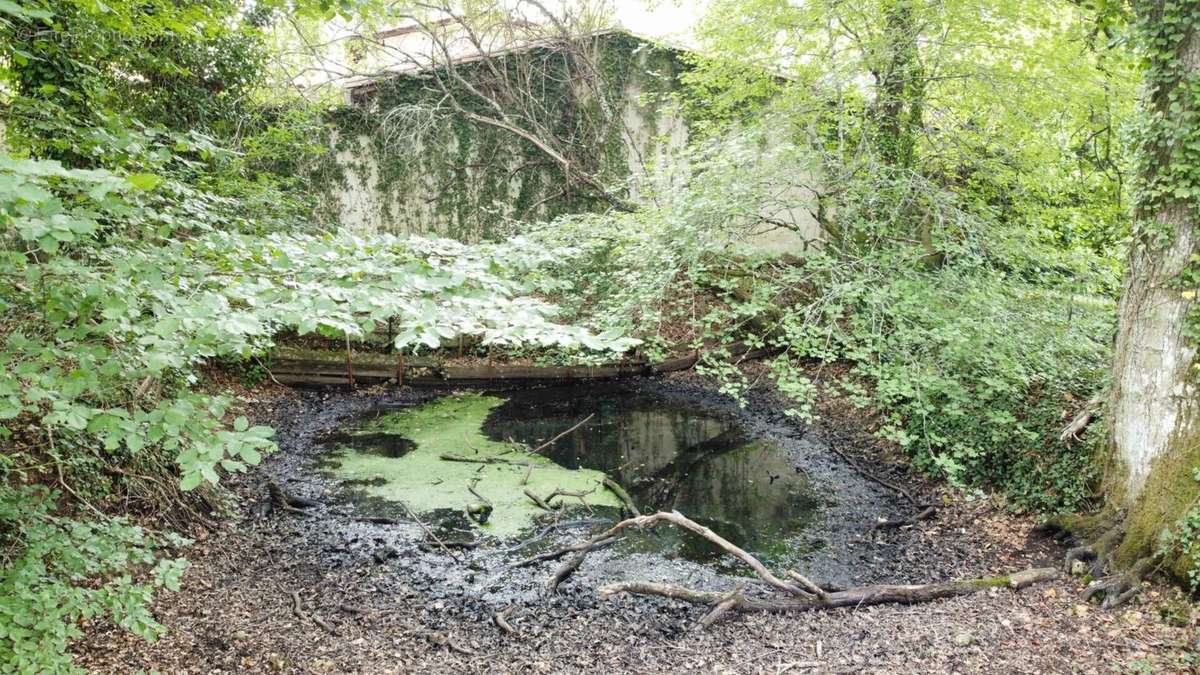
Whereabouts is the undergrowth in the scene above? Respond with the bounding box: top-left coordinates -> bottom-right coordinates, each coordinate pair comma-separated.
524,129 -> 1118,513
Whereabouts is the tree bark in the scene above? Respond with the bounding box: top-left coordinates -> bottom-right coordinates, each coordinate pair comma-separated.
872,0 -> 925,170
1103,1 -> 1200,578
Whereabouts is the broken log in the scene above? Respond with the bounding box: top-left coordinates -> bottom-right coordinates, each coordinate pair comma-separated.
269,340 -> 774,388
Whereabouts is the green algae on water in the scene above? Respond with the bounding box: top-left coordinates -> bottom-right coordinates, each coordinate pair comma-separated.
324,393 -> 620,537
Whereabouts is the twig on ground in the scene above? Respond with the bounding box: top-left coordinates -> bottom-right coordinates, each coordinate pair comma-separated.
398,500 -> 461,563
873,505 -> 938,531
493,604 -> 518,635
440,453 -> 532,466
545,487 -> 595,513
524,488 -> 557,512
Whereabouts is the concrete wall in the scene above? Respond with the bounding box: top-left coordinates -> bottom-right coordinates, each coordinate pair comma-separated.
320,31 -> 823,251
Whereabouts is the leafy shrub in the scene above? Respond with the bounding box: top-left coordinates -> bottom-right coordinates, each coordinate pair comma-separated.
524,128 -> 1118,512
0,487 -> 187,674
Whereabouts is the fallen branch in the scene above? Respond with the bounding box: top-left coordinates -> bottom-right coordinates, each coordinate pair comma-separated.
493,604 -> 518,635
873,505 -> 937,531
548,551 -> 590,592
552,511 -> 811,597
440,453 -> 532,466
398,500 -> 461,563
545,487 -> 595,513
552,510 -> 1058,627
511,534 -> 619,570
698,585 -> 745,629
501,519 -> 605,555
600,567 -> 1058,619
601,476 -> 641,516
524,488 -> 557,512
312,614 -> 339,636
529,413 -> 595,454
290,589 -> 338,635
467,480 -> 492,506
825,442 -> 920,505
1060,396 -> 1102,444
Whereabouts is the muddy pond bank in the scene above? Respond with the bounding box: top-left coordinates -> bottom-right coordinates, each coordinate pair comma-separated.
267,378 -> 913,600
74,373 -> 1198,673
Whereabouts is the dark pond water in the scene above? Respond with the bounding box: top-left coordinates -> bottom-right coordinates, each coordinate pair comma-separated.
320,382 -> 836,573
480,384 -> 824,567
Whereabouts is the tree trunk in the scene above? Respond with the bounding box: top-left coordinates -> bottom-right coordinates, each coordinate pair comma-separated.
1104,1 -> 1200,579
872,0 -> 924,170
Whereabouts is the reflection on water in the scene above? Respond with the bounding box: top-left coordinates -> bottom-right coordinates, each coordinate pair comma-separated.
483,385 -> 822,566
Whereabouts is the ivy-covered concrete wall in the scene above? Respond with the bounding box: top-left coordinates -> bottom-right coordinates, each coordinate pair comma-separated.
317,32 -> 688,242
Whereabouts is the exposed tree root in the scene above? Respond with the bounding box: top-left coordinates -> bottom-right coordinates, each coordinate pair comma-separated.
1037,512 -> 1156,609
542,510 -> 1057,626
1083,556 -> 1156,609
1063,523 -> 1125,579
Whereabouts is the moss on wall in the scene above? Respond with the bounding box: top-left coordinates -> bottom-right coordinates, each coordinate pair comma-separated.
313,32 -> 689,241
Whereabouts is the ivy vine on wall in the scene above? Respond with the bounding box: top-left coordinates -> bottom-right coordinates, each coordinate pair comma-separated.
312,31 -> 687,240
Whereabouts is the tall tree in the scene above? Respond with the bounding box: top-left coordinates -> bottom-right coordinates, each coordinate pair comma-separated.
1075,0 -> 1200,606
871,0 -> 925,170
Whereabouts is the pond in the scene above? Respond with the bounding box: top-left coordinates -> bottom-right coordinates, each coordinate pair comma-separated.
320,383 -> 829,571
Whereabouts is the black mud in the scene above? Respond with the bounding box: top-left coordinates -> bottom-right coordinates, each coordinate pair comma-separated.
254,377 -> 919,620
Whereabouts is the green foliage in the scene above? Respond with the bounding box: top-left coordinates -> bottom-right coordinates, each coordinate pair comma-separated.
772,248 -> 1112,510
685,0 -> 1137,258
523,123 -> 1117,511
0,153 -> 636,491
2,0 -> 271,160
0,486 -> 187,674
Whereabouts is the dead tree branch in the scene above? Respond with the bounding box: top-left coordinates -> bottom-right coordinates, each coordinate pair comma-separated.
548,510 -> 1057,626
600,567 -> 1057,618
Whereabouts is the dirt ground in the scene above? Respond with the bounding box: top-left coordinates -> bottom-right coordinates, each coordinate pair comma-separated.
73,374 -> 1199,674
